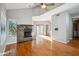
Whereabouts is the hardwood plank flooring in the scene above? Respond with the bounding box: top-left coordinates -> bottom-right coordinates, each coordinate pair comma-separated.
4,38 -> 79,56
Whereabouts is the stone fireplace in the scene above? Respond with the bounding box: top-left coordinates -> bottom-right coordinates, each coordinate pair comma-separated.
17,25 -> 32,43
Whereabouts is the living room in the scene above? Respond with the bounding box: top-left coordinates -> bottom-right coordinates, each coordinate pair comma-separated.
0,3 -> 79,56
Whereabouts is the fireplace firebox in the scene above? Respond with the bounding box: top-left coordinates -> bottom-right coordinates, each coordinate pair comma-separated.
24,28 -> 32,38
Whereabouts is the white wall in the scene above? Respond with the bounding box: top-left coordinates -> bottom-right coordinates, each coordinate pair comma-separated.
52,12 -> 73,43
66,13 -> 73,40
7,8 -> 32,25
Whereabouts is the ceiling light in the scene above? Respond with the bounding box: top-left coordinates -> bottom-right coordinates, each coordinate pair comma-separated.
41,3 -> 47,9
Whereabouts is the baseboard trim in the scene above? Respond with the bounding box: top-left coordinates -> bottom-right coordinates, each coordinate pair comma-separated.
51,37 -> 70,44
5,42 -> 17,46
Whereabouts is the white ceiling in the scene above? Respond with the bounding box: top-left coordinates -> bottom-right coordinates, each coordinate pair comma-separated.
5,3 -> 39,10
67,5 -> 79,18
5,3 -> 63,10
5,3 -> 79,18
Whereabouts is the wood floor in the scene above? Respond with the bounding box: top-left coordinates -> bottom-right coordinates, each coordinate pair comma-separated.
4,38 -> 79,56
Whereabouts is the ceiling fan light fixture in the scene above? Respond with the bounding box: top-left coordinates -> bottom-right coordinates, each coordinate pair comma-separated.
41,3 -> 47,9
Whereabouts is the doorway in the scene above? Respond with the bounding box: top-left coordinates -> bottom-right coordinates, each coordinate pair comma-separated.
36,24 -> 44,36
46,24 -> 50,36
73,19 -> 79,39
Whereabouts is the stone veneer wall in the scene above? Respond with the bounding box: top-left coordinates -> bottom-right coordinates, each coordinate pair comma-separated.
17,25 -> 32,43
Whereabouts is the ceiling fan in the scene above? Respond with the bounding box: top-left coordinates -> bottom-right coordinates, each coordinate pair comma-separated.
40,3 -> 55,9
